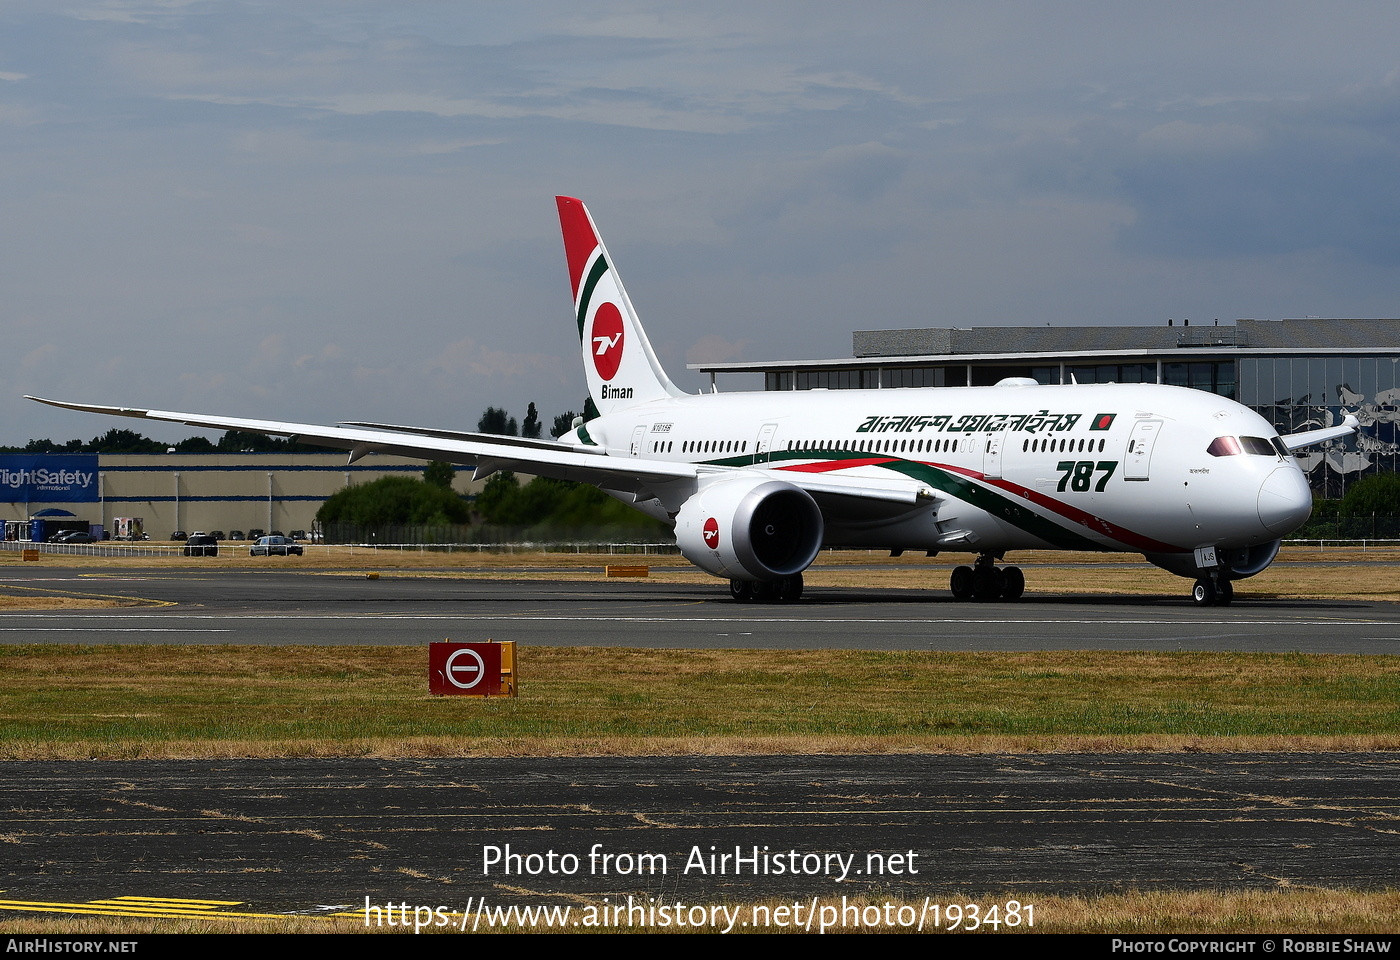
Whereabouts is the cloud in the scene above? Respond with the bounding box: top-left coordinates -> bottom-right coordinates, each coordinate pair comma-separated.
685,334 -> 749,364
1135,121 -> 1262,156
425,337 -> 566,381
1114,78 -> 1400,263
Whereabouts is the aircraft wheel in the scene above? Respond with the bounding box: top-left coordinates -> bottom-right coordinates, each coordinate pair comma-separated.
772,573 -> 804,603
750,581 -> 774,603
729,579 -> 754,602
973,565 -> 1003,601
1001,566 -> 1025,601
1217,579 -> 1233,606
950,565 -> 974,601
1191,578 -> 1217,607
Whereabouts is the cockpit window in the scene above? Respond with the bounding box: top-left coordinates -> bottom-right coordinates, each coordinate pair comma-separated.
1208,435 -> 1281,458
1207,436 -> 1242,457
1271,437 -> 1293,458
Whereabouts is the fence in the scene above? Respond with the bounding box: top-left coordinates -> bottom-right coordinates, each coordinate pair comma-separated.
0,538 -> 679,558
338,541 -> 681,555
0,540 -> 188,558
319,521 -> 675,547
1289,516 -> 1400,540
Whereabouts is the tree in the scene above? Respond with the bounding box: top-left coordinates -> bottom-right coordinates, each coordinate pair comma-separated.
215,430 -> 323,453
317,476 -> 470,526
477,407 -> 518,436
552,411 -> 578,438
521,402 -> 541,439
21,438 -> 63,453
423,461 -> 456,489
173,436 -> 218,453
88,429 -> 165,454
472,471 -> 667,532
1341,472 -> 1400,517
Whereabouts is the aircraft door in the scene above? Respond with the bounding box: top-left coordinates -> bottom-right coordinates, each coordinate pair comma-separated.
754,423 -> 779,464
983,431 -> 1004,479
1124,419 -> 1162,480
629,424 -> 648,457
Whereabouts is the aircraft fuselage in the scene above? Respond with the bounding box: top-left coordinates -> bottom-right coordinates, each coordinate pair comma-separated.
579,379 -> 1311,560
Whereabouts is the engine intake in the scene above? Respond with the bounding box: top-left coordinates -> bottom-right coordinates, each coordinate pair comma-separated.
675,477 -> 824,581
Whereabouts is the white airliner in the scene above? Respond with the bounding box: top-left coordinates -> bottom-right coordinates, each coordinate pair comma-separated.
30,197 -> 1356,606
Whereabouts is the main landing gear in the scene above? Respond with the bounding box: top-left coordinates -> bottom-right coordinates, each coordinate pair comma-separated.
729,573 -> 804,603
1191,575 -> 1233,607
949,554 -> 1025,602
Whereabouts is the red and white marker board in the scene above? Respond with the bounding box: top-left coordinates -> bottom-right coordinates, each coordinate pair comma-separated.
428,641 -> 516,697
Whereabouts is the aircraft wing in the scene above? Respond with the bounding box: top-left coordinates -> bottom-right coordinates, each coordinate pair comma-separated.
1280,414 -> 1360,451
25,397 -> 930,507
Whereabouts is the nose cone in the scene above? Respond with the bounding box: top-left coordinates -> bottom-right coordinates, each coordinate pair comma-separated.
1258,466 -> 1312,534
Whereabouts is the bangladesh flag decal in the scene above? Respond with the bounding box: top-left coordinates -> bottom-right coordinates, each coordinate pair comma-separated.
1090,413 -> 1117,431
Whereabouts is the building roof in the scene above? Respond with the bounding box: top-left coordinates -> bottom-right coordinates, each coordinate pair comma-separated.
688,318 -> 1400,374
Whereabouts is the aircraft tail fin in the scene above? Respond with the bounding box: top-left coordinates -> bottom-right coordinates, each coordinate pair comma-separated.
557,197 -> 683,416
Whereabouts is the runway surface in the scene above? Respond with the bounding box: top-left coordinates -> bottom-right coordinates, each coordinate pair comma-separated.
2,754 -> 1396,921
0,565 -> 1396,652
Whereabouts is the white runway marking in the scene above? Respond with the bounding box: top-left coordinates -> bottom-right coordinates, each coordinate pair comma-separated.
0,627 -> 232,633
0,614 -> 1381,627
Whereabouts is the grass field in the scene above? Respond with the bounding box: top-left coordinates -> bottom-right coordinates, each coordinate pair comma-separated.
2,645 -> 1398,758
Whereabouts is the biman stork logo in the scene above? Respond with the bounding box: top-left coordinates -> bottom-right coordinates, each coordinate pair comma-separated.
590,302 -> 625,381
702,516 -> 720,550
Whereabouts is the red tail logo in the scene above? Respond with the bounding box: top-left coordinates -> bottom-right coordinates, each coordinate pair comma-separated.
591,303 -> 625,381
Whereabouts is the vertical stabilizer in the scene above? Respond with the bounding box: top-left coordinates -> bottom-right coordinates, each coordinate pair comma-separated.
557,197 -> 683,416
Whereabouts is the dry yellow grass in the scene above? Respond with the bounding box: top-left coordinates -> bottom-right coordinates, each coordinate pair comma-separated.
0,595 -> 121,609
2,542 -> 1398,602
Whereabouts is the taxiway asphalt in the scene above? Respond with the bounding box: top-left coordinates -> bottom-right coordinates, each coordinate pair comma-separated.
0,565 -> 1395,653
2,754 -> 1397,920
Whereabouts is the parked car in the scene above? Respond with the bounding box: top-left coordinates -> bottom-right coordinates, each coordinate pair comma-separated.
250,536 -> 303,557
228,530 -> 245,541
210,531 -> 225,541
183,534 -> 219,557
171,530 -> 188,542
287,530 -> 306,541
50,530 -> 96,544
248,528 -> 265,540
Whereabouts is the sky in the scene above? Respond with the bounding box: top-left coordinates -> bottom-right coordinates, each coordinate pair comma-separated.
4,1 -> 1400,444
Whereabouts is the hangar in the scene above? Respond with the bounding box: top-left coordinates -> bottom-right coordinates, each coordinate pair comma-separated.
0,452 -> 478,540
692,317 -> 1400,496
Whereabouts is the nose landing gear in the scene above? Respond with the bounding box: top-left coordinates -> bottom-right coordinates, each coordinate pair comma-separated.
1191,575 -> 1233,607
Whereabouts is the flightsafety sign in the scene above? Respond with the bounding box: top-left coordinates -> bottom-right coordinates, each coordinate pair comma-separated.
0,455 -> 99,503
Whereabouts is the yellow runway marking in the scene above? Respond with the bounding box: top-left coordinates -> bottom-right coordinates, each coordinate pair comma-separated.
0,895 -> 335,921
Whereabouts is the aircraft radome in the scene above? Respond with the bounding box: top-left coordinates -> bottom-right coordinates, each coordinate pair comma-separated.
29,197 -> 1357,606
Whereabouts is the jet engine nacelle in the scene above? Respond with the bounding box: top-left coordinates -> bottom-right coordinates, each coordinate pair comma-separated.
674,476 -> 824,581
1145,540 -> 1281,581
